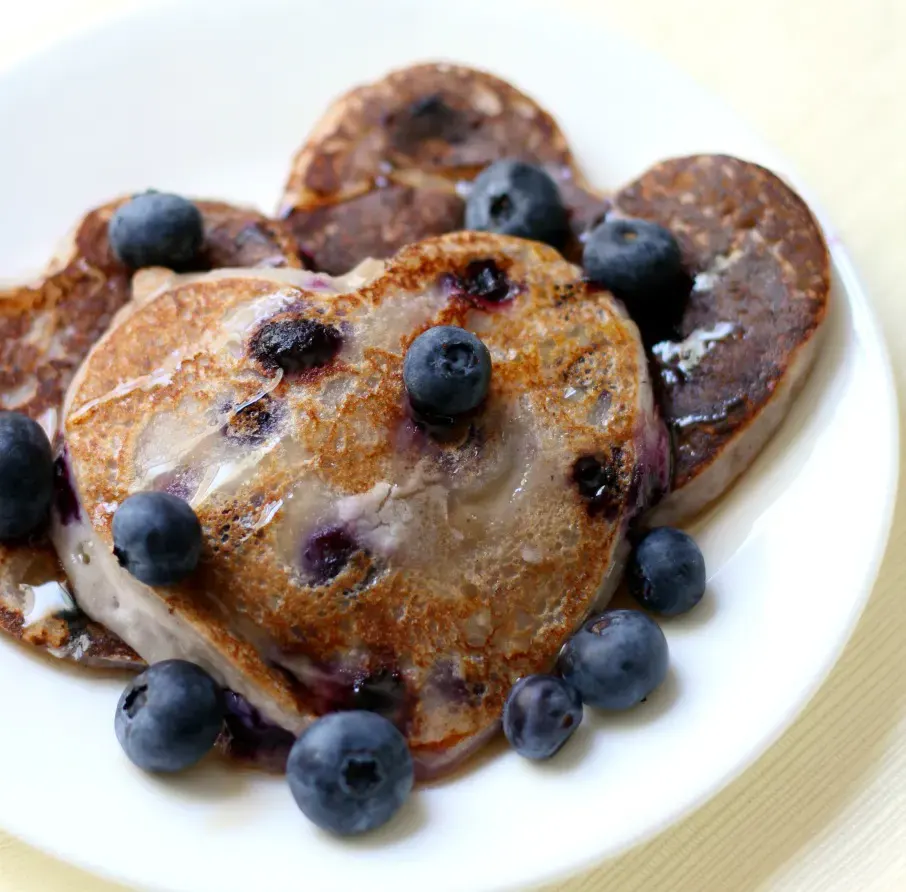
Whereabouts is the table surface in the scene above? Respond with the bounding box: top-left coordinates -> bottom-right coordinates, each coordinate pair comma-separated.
0,0 -> 904,889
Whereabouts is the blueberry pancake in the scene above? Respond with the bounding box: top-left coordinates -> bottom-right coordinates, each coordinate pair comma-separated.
606,155 -> 830,524
279,62 -> 608,274
0,199 -> 303,668
53,232 -> 668,777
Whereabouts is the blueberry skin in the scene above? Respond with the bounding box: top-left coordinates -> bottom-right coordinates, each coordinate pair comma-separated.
287,711 -> 414,836
112,491 -> 202,586
0,412 -> 54,540
503,675 -> 583,760
583,218 -> 684,308
628,527 -> 706,616
465,160 -> 568,248
559,609 -> 669,710
403,325 -> 492,417
109,192 -> 204,269
115,660 -> 224,773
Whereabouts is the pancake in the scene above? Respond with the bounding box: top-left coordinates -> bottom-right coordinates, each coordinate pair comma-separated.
0,199 -> 303,668
609,155 -> 831,524
54,232 -> 668,777
279,62 -> 608,273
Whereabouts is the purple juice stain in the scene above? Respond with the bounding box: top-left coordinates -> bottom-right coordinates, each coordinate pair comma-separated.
152,465 -> 202,501
222,396 -> 284,447
220,690 -> 295,773
349,668 -> 407,721
249,318 -> 342,375
302,525 -> 356,584
430,661 -> 487,706
53,452 -> 80,525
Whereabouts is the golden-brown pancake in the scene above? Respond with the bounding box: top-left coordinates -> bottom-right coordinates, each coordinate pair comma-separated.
279,62 -> 608,273
609,156 -> 831,524
55,232 -> 668,776
0,198 -> 303,668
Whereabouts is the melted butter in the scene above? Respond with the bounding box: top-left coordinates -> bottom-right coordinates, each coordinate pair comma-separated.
653,322 -> 736,376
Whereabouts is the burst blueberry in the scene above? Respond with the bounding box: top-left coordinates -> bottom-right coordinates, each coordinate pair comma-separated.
628,527 -> 706,616
303,525 -> 356,584
503,674 -> 583,760
559,609 -> 668,710
465,159 -> 568,247
115,660 -> 223,773
109,191 -> 204,269
112,491 -> 202,586
250,318 -> 342,374
286,711 -> 414,835
403,325 -> 491,418
0,411 -> 54,540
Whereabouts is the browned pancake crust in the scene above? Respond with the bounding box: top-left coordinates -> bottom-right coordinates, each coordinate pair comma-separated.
280,63 -> 608,273
613,155 -> 830,496
65,232 -> 659,768
0,199 -> 303,666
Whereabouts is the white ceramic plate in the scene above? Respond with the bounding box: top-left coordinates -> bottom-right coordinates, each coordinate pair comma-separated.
0,1 -> 898,890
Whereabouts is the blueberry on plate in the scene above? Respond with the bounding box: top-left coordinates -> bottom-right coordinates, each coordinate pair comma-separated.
582,218 -> 684,312
503,674 -> 583,760
0,411 -> 54,540
403,325 -> 492,418
465,159 -> 568,248
628,527 -> 706,616
287,711 -> 414,836
559,609 -> 668,710
109,191 -> 204,269
115,660 -> 223,773
112,491 -> 203,586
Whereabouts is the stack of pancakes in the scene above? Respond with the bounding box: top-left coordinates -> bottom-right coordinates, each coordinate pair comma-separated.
0,62 -> 829,776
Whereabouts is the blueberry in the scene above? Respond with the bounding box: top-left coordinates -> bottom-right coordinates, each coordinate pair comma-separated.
465,160 -> 568,247
559,609 -> 668,710
0,412 -> 53,540
583,218 -> 685,313
249,318 -> 342,374
109,191 -> 204,269
115,660 -> 223,773
403,326 -> 491,418
303,525 -> 356,584
287,711 -> 414,835
112,491 -> 202,586
503,675 -> 583,760
628,527 -> 706,616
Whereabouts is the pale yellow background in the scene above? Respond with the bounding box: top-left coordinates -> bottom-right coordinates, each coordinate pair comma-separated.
0,0 -> 903,889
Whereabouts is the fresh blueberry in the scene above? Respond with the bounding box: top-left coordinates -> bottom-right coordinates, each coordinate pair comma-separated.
559,609 -> 668,710
112,491 -> 202,586
0,412 -> 54,540
503,675 -> 583,760
465,160 -> 568,248
109,191 -> 204,269
249,318 -> 342,374
583,218 -> 685,315
403,326 -> 492,418
303,525 -> 356,584
115,660 -> 223,773
286,711 -> 414,835
628,527 -> 706,616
